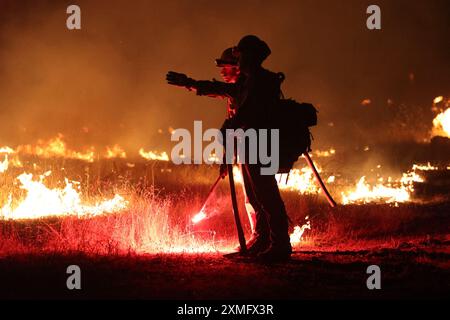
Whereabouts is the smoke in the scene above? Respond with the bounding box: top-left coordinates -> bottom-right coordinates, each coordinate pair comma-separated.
0,0 -> 448,152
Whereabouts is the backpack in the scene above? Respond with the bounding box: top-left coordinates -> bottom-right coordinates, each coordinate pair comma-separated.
275,98 -> 318,173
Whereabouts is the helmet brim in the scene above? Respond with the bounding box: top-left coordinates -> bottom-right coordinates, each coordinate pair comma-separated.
215,59 -> 238,67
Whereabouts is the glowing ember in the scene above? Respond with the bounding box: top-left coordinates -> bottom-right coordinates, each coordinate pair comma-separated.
412,162 -> 438,171
152,238 -> 225,254
433,96 -> 443,104
432,107 -> 450,138
139,148 -> 169,161
0,171 -> 128,220
290,217 -> 311,246
313,148 -> 336,157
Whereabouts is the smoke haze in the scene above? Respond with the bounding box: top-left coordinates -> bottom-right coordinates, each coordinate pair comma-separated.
0,0 -> 448,152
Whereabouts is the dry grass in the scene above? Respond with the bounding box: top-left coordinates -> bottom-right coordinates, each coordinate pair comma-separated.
0,157 -> 449,257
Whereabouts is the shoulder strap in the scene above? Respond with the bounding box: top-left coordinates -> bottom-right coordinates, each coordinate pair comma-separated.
277,72 -> 286,99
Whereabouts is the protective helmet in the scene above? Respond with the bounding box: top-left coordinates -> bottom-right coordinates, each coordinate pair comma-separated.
236,35 -> 271,63
215,47 -> 238,67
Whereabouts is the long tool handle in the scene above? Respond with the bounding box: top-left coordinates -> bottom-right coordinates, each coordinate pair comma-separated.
200,174 -> 222,211
303,152 -> 337,208
228,164 -> 247,252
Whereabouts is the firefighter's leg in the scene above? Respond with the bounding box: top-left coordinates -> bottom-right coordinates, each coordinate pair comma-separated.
245,164 -> 291,259
241,163 -> 270,253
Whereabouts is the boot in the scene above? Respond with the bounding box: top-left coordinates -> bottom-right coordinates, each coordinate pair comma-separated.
225,235 -> 268,259
256,243 -> 292,263
245,233 -> 258,249
246,236 -> 270,256
233,233 -> 258,252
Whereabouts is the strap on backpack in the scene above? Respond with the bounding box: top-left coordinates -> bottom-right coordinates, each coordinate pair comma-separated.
277,72 -> 285,99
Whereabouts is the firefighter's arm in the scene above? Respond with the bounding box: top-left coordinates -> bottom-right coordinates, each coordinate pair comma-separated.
166,71 -> 196,90
194,79 -> 235,98
166,71 -> 235,98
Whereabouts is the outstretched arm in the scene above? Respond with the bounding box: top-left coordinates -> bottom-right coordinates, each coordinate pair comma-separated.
166,71 -> 236,99
166,71 -> 196,89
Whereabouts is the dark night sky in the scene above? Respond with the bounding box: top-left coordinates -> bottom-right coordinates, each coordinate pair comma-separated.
0,0 -> 448,152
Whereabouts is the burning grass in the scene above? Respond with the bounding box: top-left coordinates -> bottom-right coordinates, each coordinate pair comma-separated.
0,136 -> 449,257
0,173 -> 448,299
0,178 -> 236,255
0,157 -> 448,258
431,96 -> 450,138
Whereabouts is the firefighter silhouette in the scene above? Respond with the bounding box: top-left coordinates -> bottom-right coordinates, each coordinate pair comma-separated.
167,35 -> 292,261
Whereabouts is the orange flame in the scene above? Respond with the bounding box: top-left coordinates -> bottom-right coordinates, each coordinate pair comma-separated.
290,216 -> 311,246
0,171 -> 128,220
432,107 -> 450,138
15,134 -> 95,162
233,166 -> 324,195
341,168 -> 424,205
139,148 -> 169,161
0,155 -> 9,173
105,144 -> 126,159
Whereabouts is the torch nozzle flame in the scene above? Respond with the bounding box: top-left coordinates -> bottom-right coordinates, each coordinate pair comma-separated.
192,210 -> 207,224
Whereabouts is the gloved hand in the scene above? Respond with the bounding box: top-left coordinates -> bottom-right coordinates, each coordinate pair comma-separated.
220,163 -> 228,179
166,71 -> 193,88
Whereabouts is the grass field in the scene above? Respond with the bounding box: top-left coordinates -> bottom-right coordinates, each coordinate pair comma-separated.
0,155 -> 449,299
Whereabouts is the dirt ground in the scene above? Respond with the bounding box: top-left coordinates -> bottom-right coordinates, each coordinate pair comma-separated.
0,243 -> 448,300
